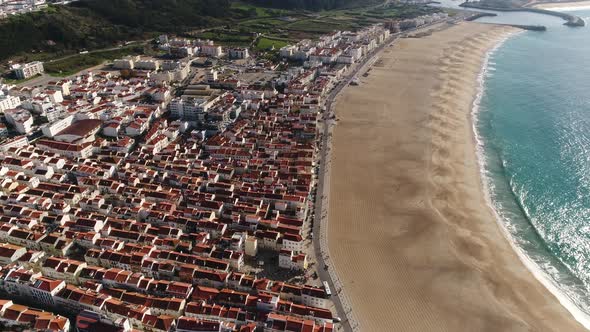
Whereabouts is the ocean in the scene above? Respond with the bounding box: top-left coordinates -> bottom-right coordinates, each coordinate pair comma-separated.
473,9 -> 590,327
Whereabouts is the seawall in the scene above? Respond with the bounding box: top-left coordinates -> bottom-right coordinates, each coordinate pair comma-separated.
507,24 -> 548,30
460,2 -> 586,26
466,12 -> 498,20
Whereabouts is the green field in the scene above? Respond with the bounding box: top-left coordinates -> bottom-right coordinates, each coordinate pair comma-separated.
2,0 -> 444,69
362,4 -> 440,19
44,46 -> 144,76
284,18 -> 361,33
195,30 -> 254,46
1,74 -> 42,84
255,37 -> 290,51
230,2 -> 291,18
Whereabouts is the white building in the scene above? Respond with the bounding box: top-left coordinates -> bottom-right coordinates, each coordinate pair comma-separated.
0,243 -> 26,266
135,59 -> 161,71
0,135 -> 28,152
12,61 -> 44,80
281,234 -> 304,252
103,122 -> 121,137
278,250 -> 308,271
29,277 -> 66,307
47,80 -> 72,96
45,107 -> 66,123
0,93 -> 21,112
169,96 -> 218,122
280,46 -> 296,58
41,115 -> 74,138
113,58 -> 136,70
245,236 -> 257,257
125,118 -> 148,136
229,48 -> 250,59
45,90 -> 63,104
205,70 -> 218,83
4,108 -> 34,134
201,45 -> 223,58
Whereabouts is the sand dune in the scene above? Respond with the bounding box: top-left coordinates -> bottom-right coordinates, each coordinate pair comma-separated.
327,22 -> 587,331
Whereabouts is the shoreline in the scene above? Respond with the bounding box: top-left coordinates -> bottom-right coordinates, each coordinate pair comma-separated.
460,2 -> 586,26
471,28 -> 590,330
532,0 -> 590,9
327,21 -> 587,331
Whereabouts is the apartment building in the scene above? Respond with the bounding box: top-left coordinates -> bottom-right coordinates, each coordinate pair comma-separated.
12,61 -> 44,80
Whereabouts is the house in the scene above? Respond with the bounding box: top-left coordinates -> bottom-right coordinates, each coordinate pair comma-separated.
41,257 -> 86,284
0,300 -> 70,332
0,243 -> 26,265
281,233 -> 303,252
176,316 -> 235,332
126,118 -> 149,136
278,250 -> 307,271
29,277 -> 66,307
229,48 -> 250,60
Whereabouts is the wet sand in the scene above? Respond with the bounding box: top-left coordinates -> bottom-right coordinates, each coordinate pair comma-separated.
327,22 -> 587,332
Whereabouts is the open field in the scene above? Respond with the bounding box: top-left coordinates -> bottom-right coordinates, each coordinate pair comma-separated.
327,21 -> 587,332
44,46 -> 144,76
255,37 -> 291,51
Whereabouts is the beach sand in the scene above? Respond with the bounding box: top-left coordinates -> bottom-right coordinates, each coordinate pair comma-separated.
532,0 -> 590,9
327,22 -> 587,331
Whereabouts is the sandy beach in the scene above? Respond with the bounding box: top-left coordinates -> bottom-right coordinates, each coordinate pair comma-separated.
532,0 -> 590,9
327,22 -> 587,331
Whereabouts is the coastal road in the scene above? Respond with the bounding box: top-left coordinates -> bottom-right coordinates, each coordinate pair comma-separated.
312,17 -> 467,332
313,31 -> 402,332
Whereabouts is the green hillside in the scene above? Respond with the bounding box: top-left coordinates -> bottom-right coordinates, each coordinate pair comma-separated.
243,0 -> 383,10
0,0 -> 232,62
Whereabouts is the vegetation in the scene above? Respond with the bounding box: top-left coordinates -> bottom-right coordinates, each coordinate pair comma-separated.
72,0 -> 231,30
0,0 -> 442,69
243,0 -> 383,10
363,4 -> 440,19
194,29 -> 255,46
44,46 -> 144,76
464,0 -> 528,8
0,5 -> 135,62
255,37 -> 290,51
1,73 -> 42,84
0,0 -> 232,62
230,2 -> 292,18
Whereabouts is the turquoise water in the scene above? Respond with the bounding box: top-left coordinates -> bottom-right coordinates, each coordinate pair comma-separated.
475,10 -> 590,323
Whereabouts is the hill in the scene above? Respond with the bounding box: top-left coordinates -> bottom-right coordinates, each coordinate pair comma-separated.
0,0 -> 232,62
0,0 -> 391,63
243,0 -> 383,10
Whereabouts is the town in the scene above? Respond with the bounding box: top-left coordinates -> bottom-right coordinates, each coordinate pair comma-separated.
0,12 -> 447,332
0,0 -> 76,18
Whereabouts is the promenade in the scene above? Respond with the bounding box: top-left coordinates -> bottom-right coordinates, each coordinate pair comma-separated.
311,18 -> 457,332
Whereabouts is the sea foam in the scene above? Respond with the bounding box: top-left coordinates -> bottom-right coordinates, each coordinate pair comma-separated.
470,30 -> 590,330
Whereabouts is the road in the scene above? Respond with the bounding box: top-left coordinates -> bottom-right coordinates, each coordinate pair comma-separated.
46,40 -> 147,64
312,31 -> 400,332
311,16 -> 467,332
